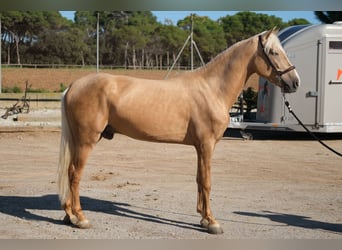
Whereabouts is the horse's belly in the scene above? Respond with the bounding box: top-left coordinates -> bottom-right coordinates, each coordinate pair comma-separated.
111,105 -> 190,143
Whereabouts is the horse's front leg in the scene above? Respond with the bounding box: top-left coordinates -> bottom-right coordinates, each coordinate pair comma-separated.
195,141 -> 223,234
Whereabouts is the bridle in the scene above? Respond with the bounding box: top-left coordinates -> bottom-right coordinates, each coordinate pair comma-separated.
258,35 -> 296,78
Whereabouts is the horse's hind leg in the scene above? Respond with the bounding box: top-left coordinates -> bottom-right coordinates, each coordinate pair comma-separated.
64,144 -> 93,229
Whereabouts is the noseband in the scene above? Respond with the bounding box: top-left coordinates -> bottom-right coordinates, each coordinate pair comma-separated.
258,35 -> 296,77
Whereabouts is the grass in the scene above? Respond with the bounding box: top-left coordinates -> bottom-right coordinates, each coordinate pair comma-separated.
2,86 -> 23,93
1,84 -> 69,93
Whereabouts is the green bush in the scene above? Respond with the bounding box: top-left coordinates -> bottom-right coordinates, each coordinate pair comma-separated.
243,87 -> 258,119
57,83 -> 68,92
2,86 -> 22,93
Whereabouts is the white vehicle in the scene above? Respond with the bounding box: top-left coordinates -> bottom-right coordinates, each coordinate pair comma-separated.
229,22 -> 342,135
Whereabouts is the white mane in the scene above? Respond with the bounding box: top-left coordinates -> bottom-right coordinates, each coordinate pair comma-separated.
263,31 -> 285,55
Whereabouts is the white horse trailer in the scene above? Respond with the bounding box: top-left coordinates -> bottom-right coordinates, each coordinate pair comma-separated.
229,22 -> 342,134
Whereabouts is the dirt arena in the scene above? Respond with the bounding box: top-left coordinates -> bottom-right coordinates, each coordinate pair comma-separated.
1,67 -> 260,92
0,125 -> 341,238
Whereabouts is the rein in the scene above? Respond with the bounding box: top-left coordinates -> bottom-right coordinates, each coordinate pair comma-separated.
258,35 -> 296,77
284,97 -> 342,157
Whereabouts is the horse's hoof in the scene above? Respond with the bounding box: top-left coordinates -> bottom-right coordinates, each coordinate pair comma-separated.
200,218 -> 209,228
208,223 -> 224,234
63,214 -> 91,229
76,219 -> 91,229
69,215 -> 79,225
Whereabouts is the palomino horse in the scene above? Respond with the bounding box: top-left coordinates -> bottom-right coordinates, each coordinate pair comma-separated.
58,28 -> 300,234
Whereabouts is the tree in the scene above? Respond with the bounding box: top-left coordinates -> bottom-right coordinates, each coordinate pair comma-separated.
110,11 -> 162,68
219,12 -> 285,46
74,11 -> 160,67
177,14 -> 226,66
0,11 -> 313,68
1,11 -> 72,64
286,18 -> 310,26
153,23 -> 187,68
1,11 -> 38,64
26,27 -> 91,65
242,87 -> 258,120
314,11 -> 342,24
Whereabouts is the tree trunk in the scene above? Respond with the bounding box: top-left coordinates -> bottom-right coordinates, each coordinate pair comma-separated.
81,51 -> 85,66
7,44 -> 10,64
15,36 -> 20,64
9,31 -> 20,65
124,42 -> 129,69
132,46 -> 136,70
167,51 -> 170,69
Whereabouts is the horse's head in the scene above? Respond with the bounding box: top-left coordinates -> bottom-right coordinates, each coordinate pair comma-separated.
255,28 -> 300,93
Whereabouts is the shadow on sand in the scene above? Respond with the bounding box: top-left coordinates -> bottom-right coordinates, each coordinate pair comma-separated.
2,194 -> 340,235
234,210 -> 342,235
0,194 -> 204,232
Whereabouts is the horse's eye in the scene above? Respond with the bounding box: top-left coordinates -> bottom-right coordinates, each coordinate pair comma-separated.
269,49 -> 279,56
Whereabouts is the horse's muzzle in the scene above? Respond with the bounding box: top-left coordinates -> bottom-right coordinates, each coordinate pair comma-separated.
282,79 -> 300,93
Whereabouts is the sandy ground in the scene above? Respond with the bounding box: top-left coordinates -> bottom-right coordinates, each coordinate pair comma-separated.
0,112 -> 342,239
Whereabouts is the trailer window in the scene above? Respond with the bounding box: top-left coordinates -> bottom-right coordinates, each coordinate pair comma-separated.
329,41 -> 342,50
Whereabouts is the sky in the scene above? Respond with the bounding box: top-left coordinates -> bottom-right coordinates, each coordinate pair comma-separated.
60,11 -> 320,25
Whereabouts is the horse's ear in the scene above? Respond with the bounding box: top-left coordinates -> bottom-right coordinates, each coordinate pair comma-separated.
262,29 -> 273,42
262,27 -> 279,41
271,26 -> 280,34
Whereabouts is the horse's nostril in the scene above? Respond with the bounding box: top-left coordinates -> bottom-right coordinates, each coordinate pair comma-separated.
293,81 -> 299,89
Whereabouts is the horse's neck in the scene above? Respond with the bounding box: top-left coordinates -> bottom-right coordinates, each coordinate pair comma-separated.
198,36 -> 257,109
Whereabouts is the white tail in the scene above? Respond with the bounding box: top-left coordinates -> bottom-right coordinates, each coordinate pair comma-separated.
58,89 -> 72,206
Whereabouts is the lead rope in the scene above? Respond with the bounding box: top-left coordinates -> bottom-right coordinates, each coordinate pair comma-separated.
284,98 -> 342,157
